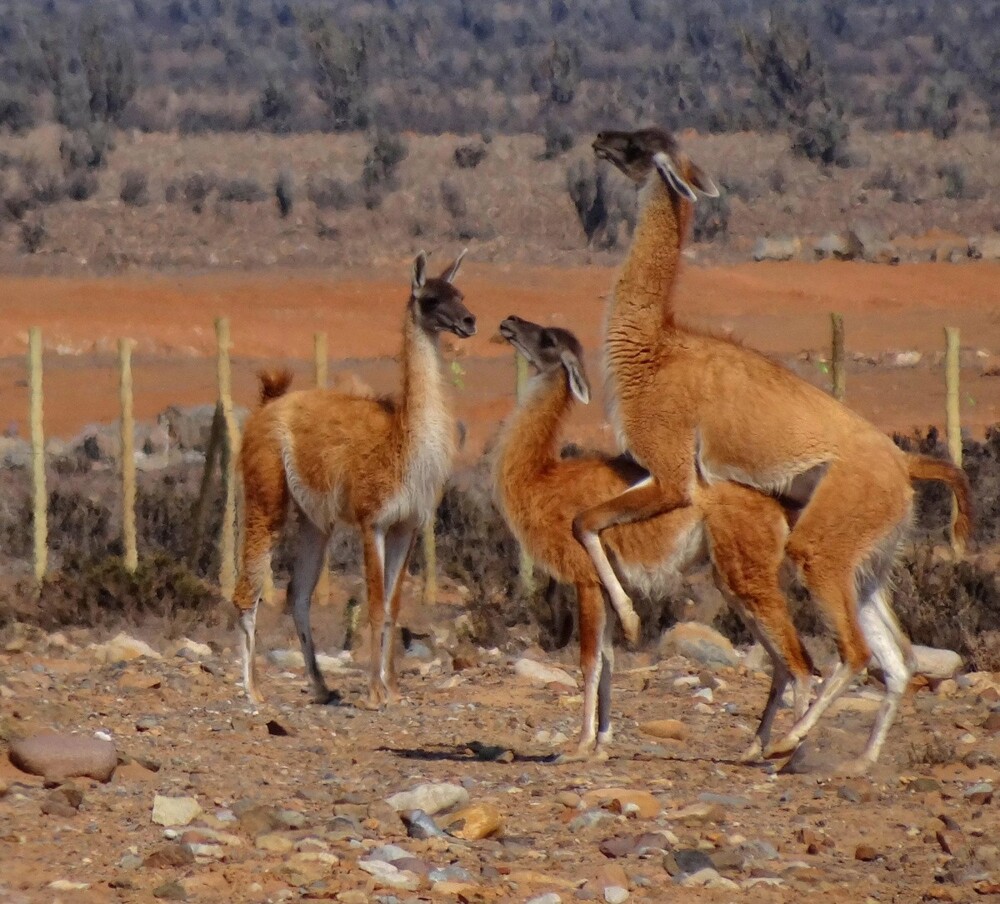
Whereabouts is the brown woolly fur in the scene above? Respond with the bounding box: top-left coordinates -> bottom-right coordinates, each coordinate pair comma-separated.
493,315 -> 814,763
257,368 -> 294,405
578,126 -> 974,773
233,250 -> 476,708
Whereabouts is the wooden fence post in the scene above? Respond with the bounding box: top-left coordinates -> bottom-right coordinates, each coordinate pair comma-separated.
514,350 -> 535,593
945,326 -> 962,553
313,331 -> 332,608
187,403 -> 223,567
216,318 -> 240,600
830,312 -> 845,402
119,338 -> 138,573
28,328 -> 47,584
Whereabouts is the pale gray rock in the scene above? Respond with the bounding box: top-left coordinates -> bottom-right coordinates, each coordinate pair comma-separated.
513,658 -> 578,687
658,623 -> 738,670
385,782 -> 468,815
913,645 -> 963,680
151,795 -> 203,827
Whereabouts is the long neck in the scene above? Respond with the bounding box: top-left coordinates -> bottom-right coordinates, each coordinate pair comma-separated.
496,372 -> 571,486
398,314 -> 452,460
610,177 -> 689,334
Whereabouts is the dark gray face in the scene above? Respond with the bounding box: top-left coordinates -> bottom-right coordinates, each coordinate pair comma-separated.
592,127 -> 679,183
411,250 -> 477,338
593,127 -> 719,202
498,315 -> 590,404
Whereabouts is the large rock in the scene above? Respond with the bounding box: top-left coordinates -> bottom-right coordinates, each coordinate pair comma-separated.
152,795 -> 204,827
385,782 -> 469,815
9,732 -> 118,782
443,802 -> 504,840
969,235 -> 1000,261
658,623 -> 738,670
89,632 -> 161,664
814,231 -> 864,261
752,237 -> 801,262
913,645 -> 962,680
513,658 -> 578,687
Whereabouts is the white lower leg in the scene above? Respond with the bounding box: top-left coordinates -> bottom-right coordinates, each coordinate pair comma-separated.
856,592 -> 912,767
238,602 -> 260,702
766,660 -> 856,757
580,531 -> 639,643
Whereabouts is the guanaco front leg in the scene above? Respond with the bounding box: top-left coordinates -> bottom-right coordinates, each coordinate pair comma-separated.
573,476 -> 691,645
379,519 -> 419,700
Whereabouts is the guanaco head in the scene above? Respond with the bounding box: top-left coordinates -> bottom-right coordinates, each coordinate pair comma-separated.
410,249 -> 477,339
498,315 -> 590,404
593,127 -> 719,202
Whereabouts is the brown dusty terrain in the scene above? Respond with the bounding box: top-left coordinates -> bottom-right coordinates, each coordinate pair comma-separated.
1,260 -> 999,464
0,259 -> 999,903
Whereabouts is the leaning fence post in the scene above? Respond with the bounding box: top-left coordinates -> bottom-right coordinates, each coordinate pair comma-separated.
216,317 -> 240,600
830,312 -> 845,401
313,332 -> 332,607
188,403 -> 223,567
514,350 -> 535,593
28,327 -> 47,584
119,338 -> 138,573
945,326 -> 963,553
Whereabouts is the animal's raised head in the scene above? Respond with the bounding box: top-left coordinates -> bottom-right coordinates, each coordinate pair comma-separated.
498,315 -> 590,404
593,127 -> 719,202
410,249 -> 477,339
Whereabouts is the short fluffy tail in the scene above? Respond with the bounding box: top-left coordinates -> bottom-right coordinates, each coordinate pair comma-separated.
257,368 -> 293,406
907,453 -> 973,551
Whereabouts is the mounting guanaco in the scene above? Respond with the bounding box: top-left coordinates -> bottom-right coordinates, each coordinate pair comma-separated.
234,251 -> 476,707
573,127 -> 972,772
493,315 -> 815,762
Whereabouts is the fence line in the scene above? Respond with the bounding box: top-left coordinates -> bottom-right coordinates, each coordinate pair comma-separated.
119,338 -> 138,573
29,327 -> 46,584
17,313 -> 979,598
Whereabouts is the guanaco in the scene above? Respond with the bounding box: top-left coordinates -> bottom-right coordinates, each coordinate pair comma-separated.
573,127 -> 972,772
493,315 -> 815,762
234,251 -> 476,707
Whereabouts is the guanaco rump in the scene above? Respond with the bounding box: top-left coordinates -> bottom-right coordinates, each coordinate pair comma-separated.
574,127 -> 973,772
494,315 -> 815,763
234,251 -> 476,707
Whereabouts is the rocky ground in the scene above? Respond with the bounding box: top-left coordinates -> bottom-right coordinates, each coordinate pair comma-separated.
2,601 -> 1000,904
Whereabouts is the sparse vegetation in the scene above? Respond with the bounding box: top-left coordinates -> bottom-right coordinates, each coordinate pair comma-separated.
120,169 -> 149,207
275,169 -> 294,218
454,143 -> 488,170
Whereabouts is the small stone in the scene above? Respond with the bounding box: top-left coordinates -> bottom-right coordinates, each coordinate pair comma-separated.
236,804 -> 283,836
910,778 -> 942,793
152,795 -> 203,827
582,788 -> 662,819
664,849 -> 715,877
255,833 -> 294,853
356,859 -> 421,891
10,732 -> 118,782
678,867 -> 739,889
525,895 -> 562,904
144,843 -> 196,868
48,880 -> 90,891
400,809 -> 445,839
639,720 -> 688,741
604,886 -> 629,904
964,782 -> 993,805
599,836 -> 638,859
854,844 -> 880,862
443,802 -> 504,840
41,784 -> 83,817
556,791 -> 581,809
152,880 -> 187,901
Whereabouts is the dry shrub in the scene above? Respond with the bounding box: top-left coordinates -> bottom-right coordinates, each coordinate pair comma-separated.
5,553 -> 224,636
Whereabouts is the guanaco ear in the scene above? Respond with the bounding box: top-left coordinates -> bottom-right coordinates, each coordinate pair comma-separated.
560,350 -> 591,404
412,251 -> 428,293
687,161 -> 719,198
652,151 -> 698,202
441,247 -> 467,284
